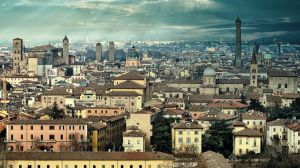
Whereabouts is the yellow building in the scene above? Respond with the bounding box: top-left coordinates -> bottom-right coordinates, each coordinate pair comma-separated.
233,128 -> 262,155
6,152 -> 174,168
123,126 -> 146,152
171,121 -> 203,153
88,122 -> 107,152
113,71 -> 151,103
126,110 -> 161,151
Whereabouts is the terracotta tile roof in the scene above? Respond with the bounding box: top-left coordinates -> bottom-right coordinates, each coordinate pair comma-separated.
123,129 -> 146,137
5,152 -> 174,161
242,111 -> 267,120
113,81 -> 146,89
8,119 -> 87,125
41,88 -> 71,96
169,79 -> 203,84
233,121 -> 246,126
287,122 -> 300,131
153,86 -> 184,92
216,78 -> 249,84
213,94 -> 241,99
267,119 -> 290,127
106,91 -> 142,96
234,128 -> 262,137
266,95 -> 282,104
207,102 -> 247,109
201,151 -> 231,168
172,121 -> 203,129
281,93 -> 300,99
113,71 -> 146,80
88,122 -> 107,130
198,112 -> 237,121
188,105 -> 221,113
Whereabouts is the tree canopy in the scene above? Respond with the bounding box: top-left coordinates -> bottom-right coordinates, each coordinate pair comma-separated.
202,121 -> 233,158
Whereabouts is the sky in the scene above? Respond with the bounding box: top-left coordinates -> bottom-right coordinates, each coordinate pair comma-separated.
0,0 -> 300,42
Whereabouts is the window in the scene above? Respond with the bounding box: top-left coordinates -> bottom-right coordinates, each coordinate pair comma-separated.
186,138 -> 191,144
128,140 -> 130,144
56,166 -> 59,168
102,166 -> 105,168
11,135 -> 13,140
31,134 -> 33,140
254,139 -> 257,147
239,138 -> 242,145
285,83 -> 288,88
194,131 -> 199,135
139,166 -> 142,168
21,134 -> 23,140
84,166 -> 87,168
10,125 -> 13,130
47,165 -> 50,168
28,166 -> 32,168
41,126 -> 43,130
49,135 -> 55,140
121,166 -> 124,168
137,140 -> 140,144
93,166 -> 96,168
31,125 -> 33,130
65,165 -> 68,168
19,165 -> 22,168
278,83 -> 281,89
178,138 -> 183,143
111,166 -> 114,168
49,126 -> 55,130
178,130 -> 183,135
61,135 -> 64,140
20,125 -> 23,130
130,166 -> 133,168
194,138 -> 199,143
75,165 -> 78,168
38,166 -> 41,168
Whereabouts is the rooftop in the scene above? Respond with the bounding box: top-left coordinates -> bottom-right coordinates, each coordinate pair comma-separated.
6,152 -> 174,161
234,128 -> 262,137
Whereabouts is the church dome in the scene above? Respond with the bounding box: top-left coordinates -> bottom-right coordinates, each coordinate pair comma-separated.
203,67 -> 216,77
264,53 -> 272,60
128,46 -> 139,59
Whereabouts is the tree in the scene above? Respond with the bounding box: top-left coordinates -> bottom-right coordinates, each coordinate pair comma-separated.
174,145 -> 204,168
240,93 -> 247,104
50,102 -> 65,119
152,117 -> 177,153
248,99 -> 265,112
202,121 -> 233,158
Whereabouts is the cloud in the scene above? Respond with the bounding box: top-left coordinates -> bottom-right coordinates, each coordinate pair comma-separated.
0,0 -> 299,42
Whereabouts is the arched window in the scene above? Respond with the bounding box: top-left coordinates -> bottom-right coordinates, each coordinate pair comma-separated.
226,87 -> 229,92
278,83 -> 281,89
285,83 -> 288,88
87,110 -> 91,113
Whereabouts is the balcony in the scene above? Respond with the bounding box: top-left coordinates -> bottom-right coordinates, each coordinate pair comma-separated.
39,139 -> 56,143
4,139 -> 16,143
78,139 -> 89,143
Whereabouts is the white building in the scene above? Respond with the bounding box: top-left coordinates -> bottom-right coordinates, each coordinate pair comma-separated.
123,126 -> 146,152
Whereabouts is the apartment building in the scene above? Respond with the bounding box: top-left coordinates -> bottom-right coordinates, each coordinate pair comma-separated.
171,121 -> 203,153
6,152 -> 174,168
6,119 -> 88,152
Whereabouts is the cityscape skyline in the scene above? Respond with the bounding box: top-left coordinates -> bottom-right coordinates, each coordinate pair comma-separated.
1,0 -> 300,42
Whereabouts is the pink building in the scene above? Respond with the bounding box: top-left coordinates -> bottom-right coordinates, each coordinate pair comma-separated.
6,119 -> 88,152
